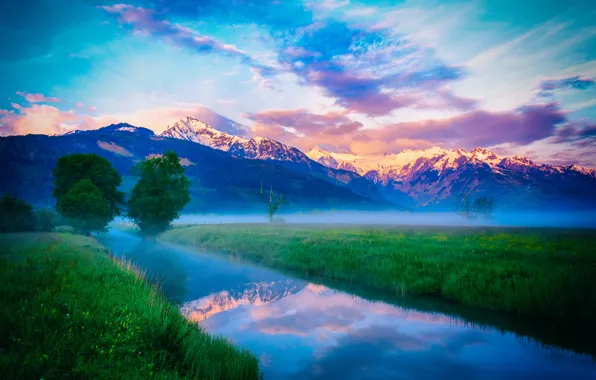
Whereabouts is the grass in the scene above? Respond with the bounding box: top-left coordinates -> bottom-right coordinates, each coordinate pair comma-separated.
161,224 -> 596,332
0,232 -> 261,380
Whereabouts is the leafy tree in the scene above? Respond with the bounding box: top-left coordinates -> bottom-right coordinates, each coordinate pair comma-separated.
0,195 -> 37,232
127,151 -> 190,237
472,196 -> 495,218
260,183 -> 288,223
35,208 -> 57,232
56,179 -> 113,235
53,153 -> 125,219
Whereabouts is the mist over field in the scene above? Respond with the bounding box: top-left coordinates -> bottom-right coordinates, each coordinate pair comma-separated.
133,210 -> 596,229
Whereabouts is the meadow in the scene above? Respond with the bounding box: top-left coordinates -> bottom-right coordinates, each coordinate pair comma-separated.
161,224 -> 596,332
0,233 -> 260,380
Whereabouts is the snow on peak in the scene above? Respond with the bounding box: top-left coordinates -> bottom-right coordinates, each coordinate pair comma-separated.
160,117 -> 246,151
116,126 -> 137,132
160,117 -> 307,162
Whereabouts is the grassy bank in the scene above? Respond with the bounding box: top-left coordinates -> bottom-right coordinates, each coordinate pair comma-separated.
0,233 -> 260,380
161,224 -> 596,331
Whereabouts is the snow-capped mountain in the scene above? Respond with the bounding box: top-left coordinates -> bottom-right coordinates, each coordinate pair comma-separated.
160,117 -> 389,204
180,280 -> 306,323
161,117 -> 246,151
307,146 -> 596,181
161,117 -> 311,162
307,146 -> 596,209
157,116 -> 596,209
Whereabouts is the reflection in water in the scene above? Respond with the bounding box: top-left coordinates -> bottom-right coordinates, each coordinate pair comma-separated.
181,280 -> 306,322
100,230 -> 596,380
193,283 -> 596,380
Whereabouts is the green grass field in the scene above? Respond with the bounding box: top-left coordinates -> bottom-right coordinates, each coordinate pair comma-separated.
0,233 -> 260,380
161,224 -> 596,331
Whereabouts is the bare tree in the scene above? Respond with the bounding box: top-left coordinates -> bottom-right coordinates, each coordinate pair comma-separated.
260,182 -> 288,222
457,192 -> 473,219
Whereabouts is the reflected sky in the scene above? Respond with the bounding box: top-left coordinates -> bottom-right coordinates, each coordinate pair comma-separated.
188,284 -> 596,380
99,230 -> 596,379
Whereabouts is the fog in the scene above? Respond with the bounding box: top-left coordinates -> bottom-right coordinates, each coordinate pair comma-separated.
151,210 -> 596,229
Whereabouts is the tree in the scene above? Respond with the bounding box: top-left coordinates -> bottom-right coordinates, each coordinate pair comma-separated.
260,182 -> 288,223
35,208 -> 57,232
0,195 -> 37,232
472,196 -> 494,219
53,153 -> 125,220
457,193 -> 473,219
56,179 -> 113,235
127,151 -> 190,237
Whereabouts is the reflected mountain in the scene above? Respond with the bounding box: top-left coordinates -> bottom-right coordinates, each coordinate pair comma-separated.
181,280 -> 306,323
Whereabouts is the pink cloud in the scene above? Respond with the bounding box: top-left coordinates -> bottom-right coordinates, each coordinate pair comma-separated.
16,91 -> 60,103
0,104 -> 110,136
245,102 -> 568,156
246,108 -> 354,134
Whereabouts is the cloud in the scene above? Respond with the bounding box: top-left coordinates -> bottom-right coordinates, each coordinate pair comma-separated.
216,98 -> 237,105
245,108 -> 356,134
101,4 -> 277,76
0,104 -> 106,136
247,102 -> 567,155
16,91 -> 60,103
537,76 -> 595,97
553,121 -> 596,147
276,19 -> 472,116
365,102 -> 568,149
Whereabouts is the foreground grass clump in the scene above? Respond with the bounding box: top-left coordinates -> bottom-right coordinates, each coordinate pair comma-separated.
0,233 -> 260,380
161,224 -> 596,330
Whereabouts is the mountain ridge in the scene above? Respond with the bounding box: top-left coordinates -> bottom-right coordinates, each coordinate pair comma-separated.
156,116 -> 596,210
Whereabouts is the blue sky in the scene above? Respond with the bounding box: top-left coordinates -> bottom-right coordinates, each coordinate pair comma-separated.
1,0 -> 595,166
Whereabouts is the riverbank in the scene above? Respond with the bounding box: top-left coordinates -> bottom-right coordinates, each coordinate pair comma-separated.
0,233 -> 260,379
161,224 -> 596,332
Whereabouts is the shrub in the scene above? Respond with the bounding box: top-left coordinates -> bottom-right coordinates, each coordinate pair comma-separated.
0,195 -> 37,232
35,208 -> 57,232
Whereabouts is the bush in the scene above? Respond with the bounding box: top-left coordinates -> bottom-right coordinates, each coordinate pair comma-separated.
35,208 -> 57,232
0,195 -> 37,232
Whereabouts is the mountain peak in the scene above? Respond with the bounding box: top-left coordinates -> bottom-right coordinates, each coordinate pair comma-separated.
160,117 -> 246,151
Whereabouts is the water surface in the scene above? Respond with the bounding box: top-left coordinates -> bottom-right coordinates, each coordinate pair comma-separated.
98,230 -> 596,379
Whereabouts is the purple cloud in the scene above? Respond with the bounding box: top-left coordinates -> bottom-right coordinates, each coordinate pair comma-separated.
245,108 -> 355,134
537,76 -> 595,97
554,121 -> 596,147
276,20 -> 472,116
101,4 -> 277,76
372,102 -> 567,149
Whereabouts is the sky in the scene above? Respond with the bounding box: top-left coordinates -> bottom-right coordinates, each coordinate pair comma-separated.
1,0 -> 595,167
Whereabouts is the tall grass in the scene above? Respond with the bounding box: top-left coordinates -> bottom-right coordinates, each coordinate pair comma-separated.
161,224 -> 596,331
0,233 -> 260,380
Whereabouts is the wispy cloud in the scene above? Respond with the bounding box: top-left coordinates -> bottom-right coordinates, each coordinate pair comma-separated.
16,91 -> 60,103
537,75 -> 595,97
101,4 -> 277,77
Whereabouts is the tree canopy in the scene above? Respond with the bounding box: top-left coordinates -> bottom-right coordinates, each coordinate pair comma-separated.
0,195 -> 37,232
56,179 -> 113,234
127,151 -> 190,236
53,153 -> 125,219
53,153 -> 124,234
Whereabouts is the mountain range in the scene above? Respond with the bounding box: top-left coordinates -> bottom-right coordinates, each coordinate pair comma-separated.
1,114 -> 595,212
158,116 -> 596,210
180,280 -> 307,323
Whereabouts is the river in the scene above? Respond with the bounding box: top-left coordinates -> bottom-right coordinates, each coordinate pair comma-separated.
98,229 -> 596,379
